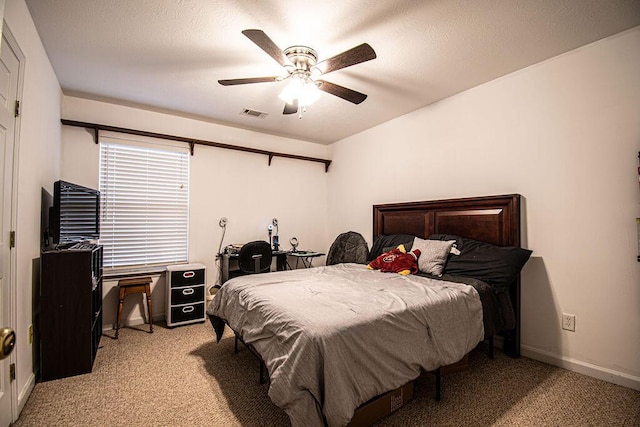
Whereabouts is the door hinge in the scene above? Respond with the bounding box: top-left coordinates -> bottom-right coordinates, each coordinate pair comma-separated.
10,363 -> 15,381
9,231 -> 15,248
14,100 -> 20,117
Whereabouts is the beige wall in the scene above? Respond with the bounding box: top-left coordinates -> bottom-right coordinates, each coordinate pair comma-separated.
5,0 -> 62,412
61,96 -> 330,328
12,2 -> 640,420
327,27 -> 640,389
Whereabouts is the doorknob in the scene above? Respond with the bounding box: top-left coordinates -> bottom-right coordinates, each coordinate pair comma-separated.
0,327 -> 16,360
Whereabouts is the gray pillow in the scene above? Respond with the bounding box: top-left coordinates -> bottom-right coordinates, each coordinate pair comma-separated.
411,237 -> 455,276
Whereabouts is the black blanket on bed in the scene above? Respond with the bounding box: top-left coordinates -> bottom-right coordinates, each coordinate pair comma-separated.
428,274 -> 513,338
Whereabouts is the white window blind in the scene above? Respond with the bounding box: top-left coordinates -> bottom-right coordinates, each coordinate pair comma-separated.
99,141 -> 189,269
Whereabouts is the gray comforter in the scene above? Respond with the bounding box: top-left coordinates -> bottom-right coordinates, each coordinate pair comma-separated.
207,263 -> 484,426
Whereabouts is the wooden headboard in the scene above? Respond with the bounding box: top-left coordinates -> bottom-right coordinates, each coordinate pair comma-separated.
373,194 -> 522,357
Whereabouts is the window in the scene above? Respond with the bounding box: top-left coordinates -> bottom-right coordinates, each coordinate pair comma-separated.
99,140 -> 189,270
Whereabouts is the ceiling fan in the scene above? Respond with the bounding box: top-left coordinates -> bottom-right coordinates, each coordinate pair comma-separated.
218,29 -> 377,116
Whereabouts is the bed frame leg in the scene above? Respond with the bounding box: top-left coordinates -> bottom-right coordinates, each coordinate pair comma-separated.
435,368 -> 441,401
488,336 -> 495,359
259,361 -> 266,384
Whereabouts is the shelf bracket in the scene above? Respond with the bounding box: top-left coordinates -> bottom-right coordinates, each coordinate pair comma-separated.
92,125 -> 99,144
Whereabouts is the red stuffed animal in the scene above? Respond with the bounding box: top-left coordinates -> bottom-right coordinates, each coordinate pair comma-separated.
367,244 -> 421,275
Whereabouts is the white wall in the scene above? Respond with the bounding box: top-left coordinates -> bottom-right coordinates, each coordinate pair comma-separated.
61,96 -> 330,328
13,4 -> 639,417
5,0 -> 62,413
327,27 -> 640,388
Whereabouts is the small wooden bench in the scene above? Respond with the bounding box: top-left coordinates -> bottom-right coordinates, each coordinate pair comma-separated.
115,277 -> 153,339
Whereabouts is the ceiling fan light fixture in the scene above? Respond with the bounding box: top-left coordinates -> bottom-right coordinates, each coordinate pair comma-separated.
299,79 -> 321,106
278,75 -> 320,107
278,77 -> 302,104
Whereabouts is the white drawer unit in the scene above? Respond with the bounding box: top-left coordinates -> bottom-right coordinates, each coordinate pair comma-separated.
166,263 -> 207,327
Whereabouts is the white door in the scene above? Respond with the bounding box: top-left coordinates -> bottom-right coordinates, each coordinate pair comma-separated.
0,26 -> 20,427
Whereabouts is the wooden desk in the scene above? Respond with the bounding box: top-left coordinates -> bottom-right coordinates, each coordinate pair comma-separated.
218,251 -> 288,284
217,250 -> 325,283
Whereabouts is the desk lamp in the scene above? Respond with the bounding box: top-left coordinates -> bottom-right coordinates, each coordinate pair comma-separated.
290,237 -> 299,252
216,217 -> 228,289
272,218 -> 280,251
218,217 -> 228,255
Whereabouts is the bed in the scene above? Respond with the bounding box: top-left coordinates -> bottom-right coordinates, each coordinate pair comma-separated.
207,194 -> 529,426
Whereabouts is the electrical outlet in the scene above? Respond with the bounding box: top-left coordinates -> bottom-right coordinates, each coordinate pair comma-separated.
562,314 -> 576,332
28,324 -> 33,344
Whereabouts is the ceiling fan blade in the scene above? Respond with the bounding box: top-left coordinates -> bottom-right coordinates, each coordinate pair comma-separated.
317,80 -> 367,104
242,29 -> 293,68
218,77 -> 279,86
315,43 -> 376,75
283,100 -> 298,115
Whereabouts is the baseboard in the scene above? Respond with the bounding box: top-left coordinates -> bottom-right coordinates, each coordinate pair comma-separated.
17,372 -> 35,419
521,345 -> 640,391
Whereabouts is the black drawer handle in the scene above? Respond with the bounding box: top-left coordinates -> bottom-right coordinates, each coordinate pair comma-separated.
183,271 -> 195,279
182,306 -> 195,313
182,288 -> 195,296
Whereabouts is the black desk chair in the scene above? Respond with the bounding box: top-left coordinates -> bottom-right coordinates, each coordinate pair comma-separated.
233,240 -> 272,276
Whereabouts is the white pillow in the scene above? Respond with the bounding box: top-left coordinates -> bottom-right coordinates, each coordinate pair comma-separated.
411,237 -> 455,276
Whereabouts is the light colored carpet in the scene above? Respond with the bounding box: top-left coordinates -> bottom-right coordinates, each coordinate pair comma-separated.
14,321 -> 640,426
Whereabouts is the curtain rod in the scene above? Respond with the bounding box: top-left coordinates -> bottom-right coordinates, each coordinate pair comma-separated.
61,119 -> 332,172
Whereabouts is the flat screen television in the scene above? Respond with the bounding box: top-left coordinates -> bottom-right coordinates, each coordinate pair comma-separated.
49,180 -> 100,246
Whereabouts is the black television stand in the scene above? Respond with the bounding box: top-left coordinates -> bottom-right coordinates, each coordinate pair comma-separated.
39,245 -> 103,381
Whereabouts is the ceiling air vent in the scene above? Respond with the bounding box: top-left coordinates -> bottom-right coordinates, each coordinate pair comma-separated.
240,108 -> 268,119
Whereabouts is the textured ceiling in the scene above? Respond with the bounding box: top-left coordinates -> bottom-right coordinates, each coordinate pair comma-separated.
25,0 -> 640,144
